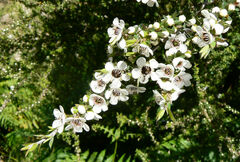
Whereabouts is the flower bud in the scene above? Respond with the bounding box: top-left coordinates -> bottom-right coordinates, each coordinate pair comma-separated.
153,22 -> 160,29
167,16 -> 174,26
149,31 -> 158,40
228,4 -> 235,11
179,15 -> 186,22
78,105 -> 86,114
189,18 -> 196,25
162,31 -> 169,38
83,95 -> 88,102
220,9 -> 228,17
212,7 -> 220,13
128,26 -> 135,34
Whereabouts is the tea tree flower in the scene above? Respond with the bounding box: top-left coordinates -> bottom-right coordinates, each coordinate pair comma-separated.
65,117 -> 90,133
192,26 -> 214,48
132,44 -> 153,57
105,88 -> 129,105
172,57 -> 192,71
52,106 -> 66,134
126,85 -> 146,94
220,9 -> 228,17
165,33 -> 188,56
153,90 -> 166,107
166,16 -> 174,26
131,57 -> 159,84
149,31 -> 158,40
108,17 -> 125,45
89,94 -> 108,113
104,61 -> 130,88
171,72 -> 192,88
157,64 -> 174,78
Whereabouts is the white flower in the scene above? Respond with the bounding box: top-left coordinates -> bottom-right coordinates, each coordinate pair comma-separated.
179,15 -> 186,22
52,106 -> 66,134
167,16 -> 174,26
131,57 -> 159,84
141,0 -> 159,7
153,90 -> 166,107
192,26 -> 214,48
85,111 -> 102,121
228,4 -> 236,11
132,44 -> 153,57
165,33 -> 188,56
107,17 -> 125,45
90,78 -> 107,94
189,18 -> 196,25
126,85 -> 146,94
65,117 -> 90,133
156,64 -> 175,91
169,88 -> 185,101
139,30 -> 145,37
220,9 -> 228,17
103,61 -> 130,88
149,31 -> 158,40
157,63 -> 174,78
128,26 -> 136,34
172,57 -> 192,71
105,88 -> 129,105
171,72 -> 192,89
153,22 -> 160,29
212,7 -> 220,13
89,94 -> 108,113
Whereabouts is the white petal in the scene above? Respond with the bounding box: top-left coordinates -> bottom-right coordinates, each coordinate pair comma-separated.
52,120 -> 61,128
110,96 -> 118,105
118,39 -> 126,49
136,57 -> 146,67
177,34 -> 186,42
105,90 -> 111,99
117,61 -> 127,70
165,40 -> 173,49
93,106 -> 102,114
122,74 -> 130,81
139,75 -> 150,84
151,72 -> 159,81
53,109 -> 61,118
65,125 -> 72,131
149,59 -> 159,69
110,79 -> 121,88
179,44 -> 187,53
113,17 -> 119,26
78,105 -> 86,114
105,62 -> 114,71
107,28 -> 114,36
120,95 -> 129,102
83,123 -> 90,132
58,125 -> 64,134
132,68 -> 141,79
85,112 -> 94,120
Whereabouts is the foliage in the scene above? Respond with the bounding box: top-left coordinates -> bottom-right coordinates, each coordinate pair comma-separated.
0,0 -> 239,161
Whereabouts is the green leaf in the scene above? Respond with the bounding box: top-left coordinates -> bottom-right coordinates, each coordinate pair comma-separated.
118,154 -> 126,162
210,41 -> 216,49
156,108 -> 165,121
96,150 -> 106,162
105,154 -> 115,162
49,137 -> 54,149
114,128 -> 121,140
87,152 -> 98,162
167,104 -> 176,122
125,52 -> 135,56
200,45 -> 210,59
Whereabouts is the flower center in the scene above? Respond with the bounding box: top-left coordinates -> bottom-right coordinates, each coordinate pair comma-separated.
164,68 -> 173,76
172,39 -> 180,46
174,76 -> 182,82
93,96 -> 104,105
112,69 -> 122,78
72,119 -> 83,126
139,46 -> 147,54
112,89 -> 121,96
177,61 -> 183,68
202,32 -> 210,42
97,80 -> 105,87
114,27 -> 121,35
141,66 -> 151,75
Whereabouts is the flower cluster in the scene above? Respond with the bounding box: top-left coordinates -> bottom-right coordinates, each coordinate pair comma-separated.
22,1 -> 240,153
